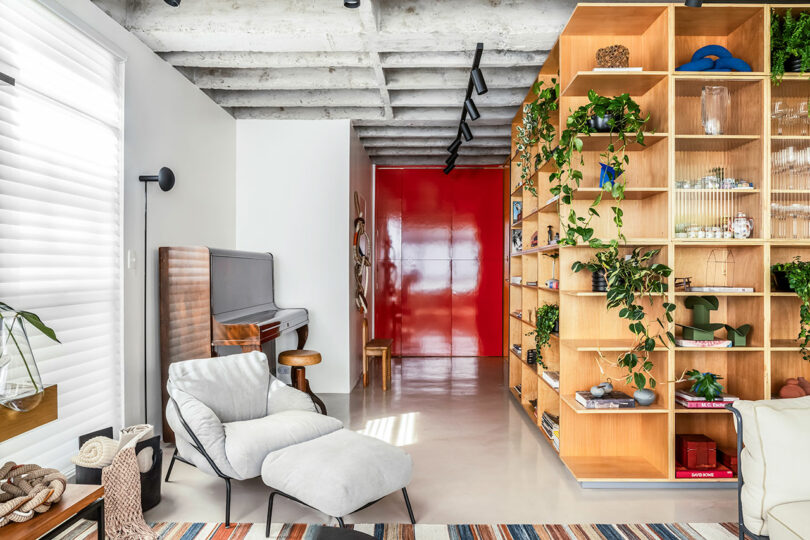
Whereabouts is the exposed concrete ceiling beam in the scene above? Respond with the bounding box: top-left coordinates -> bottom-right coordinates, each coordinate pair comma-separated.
358,0 -> 393,120
388,88 -> 525,108
392,107 -> 516,123
185,67 -> 378,90
362,137 -> 510,148
379,50 -> 547,69
373,156 -> 505,166
207,89 -> 383,108
368,146 -> 509,156
231,107 -> 385,120
385,67 -> 538,90
159,51 -> 371,69
353,125 -> 510,138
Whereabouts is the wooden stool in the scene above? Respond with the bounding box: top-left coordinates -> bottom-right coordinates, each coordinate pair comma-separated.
362,319 -> 393,391
278,350 -> 327,415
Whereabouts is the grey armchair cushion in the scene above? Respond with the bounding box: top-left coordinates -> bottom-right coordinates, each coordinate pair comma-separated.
261,428 -> 413,518
224,410 -> 342,479
166,351 -> 333,481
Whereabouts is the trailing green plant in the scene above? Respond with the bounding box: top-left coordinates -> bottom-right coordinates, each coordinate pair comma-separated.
0,302 -> 60,394
527,303 -> 559,369
771,8 -> 810,84
771,256 -> 810,360
683,370 -> 725,402
573,247 -> 675,390
516,79 -> 559,196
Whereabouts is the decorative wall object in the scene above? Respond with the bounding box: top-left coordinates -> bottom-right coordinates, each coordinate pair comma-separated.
676,45 -> 752,72
596,44 -> 630,68
677,296 -> 724,341
353,191 -> 371,313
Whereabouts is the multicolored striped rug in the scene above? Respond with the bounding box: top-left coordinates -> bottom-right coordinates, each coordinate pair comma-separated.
59,522 -> 751,540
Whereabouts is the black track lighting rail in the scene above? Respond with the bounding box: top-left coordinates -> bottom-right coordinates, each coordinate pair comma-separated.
445,42 -> 486,174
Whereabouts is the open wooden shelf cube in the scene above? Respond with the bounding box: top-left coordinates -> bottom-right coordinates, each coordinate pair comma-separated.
675,350 -> 766,401
674,295 -> 765,346
673,245 -> 765,292
674,5 -> 766,73
674,413 -> 738,477
675,78 -> 764,136
771,351 -> 810,398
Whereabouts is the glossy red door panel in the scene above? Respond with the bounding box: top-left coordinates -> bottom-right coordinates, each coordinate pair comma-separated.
374,167 -> 502,357
374,259 -> 402,356
400,259 -> 452,356
451,169 -> 504,261
452,259 -> 502,356
401,171 -> 452,260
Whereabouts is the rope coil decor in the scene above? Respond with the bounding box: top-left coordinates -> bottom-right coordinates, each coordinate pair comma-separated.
353,191 -> 371,313
0,462 -> 67,528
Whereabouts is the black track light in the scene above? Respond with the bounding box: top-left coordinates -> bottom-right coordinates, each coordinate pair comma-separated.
344,0 -> 361,7
460,121 -> 473,142
443,162 -> 456,174
447,138 -> 462,153
471,68 -> 488,95
445,153 -> 457,165
464,98 -> 480,121
164,0 -> 180,6
684,0 -> 702,6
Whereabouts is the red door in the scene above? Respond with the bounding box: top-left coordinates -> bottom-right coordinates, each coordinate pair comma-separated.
375,168 -> 503,356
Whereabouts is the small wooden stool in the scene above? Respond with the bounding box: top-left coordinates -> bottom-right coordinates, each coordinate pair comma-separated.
362,319 -> 393,391
278,350 -> 327,415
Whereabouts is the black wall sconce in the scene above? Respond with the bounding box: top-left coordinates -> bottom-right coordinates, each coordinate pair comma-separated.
138,167 -> 175,424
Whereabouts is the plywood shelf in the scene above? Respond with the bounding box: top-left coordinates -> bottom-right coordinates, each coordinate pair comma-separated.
675,135 -> 760,151
575,187 -> 668,200
562,394 -> 668,414
578,133 -> 665,152
562,71 -> 667,97
561,339 -> 655,352
674,346 -> 764,352
562,456 -> 668,481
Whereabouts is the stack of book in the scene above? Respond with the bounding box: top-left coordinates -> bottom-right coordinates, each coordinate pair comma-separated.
540,411 -> 560,451
675,339 -> 732,348
513,384 -> 522,397
575,390 -> 635,409
541,370 -> 559,391
675,389 -> 738,409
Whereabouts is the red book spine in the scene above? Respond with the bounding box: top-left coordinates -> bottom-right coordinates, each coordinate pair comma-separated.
675,468 -> 734,479
676,400 -> 728,409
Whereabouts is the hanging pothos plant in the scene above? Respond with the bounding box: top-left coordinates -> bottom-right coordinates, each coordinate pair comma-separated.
771,257 -> 810,360
527,303 -> 559,370
518,87 -> 675,390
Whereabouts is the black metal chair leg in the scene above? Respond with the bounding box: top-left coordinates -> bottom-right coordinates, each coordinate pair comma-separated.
402,488 -> 415,524
165,448 -> 178,482
225,478 -> 232,527
336,517 -> 345,528
266,492 -> 277,538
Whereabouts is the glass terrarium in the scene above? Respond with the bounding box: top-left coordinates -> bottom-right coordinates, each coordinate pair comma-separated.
0,312 -> 44,412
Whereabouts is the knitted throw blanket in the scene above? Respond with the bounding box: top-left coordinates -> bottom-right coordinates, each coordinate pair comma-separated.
0,462 -> 67,527
101,447 -> 156,540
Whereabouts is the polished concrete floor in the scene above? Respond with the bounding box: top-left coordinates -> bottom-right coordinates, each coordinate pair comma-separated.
148,357 -> 738,525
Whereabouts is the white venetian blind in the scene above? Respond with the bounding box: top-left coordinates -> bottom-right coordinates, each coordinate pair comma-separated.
0,0 -> 123,474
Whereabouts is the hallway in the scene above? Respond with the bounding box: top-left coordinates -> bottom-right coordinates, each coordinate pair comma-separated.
150,357 -> 737,526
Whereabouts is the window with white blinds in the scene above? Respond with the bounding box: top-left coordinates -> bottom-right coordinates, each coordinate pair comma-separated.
0,0 -> 124,474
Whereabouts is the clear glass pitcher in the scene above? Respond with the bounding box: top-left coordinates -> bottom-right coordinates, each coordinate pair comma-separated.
0,312 -> 45,412
702,86 -> 730,135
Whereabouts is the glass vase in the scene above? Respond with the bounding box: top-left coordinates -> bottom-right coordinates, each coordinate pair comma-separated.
701,86 -> 730,135
0,312 -> 44,412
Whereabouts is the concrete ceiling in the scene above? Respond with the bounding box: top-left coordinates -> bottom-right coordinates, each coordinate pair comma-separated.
93,0 -> 580,166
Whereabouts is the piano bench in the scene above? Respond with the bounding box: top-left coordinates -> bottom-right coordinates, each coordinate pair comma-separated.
278,350 -> 327,415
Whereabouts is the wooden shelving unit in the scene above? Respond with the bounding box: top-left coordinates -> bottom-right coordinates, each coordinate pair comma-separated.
506,2 -> 810,485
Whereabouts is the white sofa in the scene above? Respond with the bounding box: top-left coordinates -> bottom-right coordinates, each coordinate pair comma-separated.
164,351 -> 343,526
731,395 -> 810,539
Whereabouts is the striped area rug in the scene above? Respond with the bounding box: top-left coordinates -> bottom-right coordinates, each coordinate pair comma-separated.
59,522 -> 750,540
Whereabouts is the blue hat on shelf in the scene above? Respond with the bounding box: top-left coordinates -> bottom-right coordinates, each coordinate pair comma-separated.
676,45 -> 752,72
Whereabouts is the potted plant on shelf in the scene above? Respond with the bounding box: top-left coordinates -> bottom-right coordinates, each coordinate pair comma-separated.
683,370 -> 725,402
516,79 -> 559,196
771,257 -> 810,360
771,8 -> 810,84
0,301 -> 60,412
526,303 -> 559,370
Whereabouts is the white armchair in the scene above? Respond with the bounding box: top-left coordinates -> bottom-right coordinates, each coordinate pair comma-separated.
164,351 -> 342,526
730,395 -> 810,540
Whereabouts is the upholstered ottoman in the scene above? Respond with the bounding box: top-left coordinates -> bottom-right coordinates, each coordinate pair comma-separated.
768,501 -> 810,540
261,428 -> 414,534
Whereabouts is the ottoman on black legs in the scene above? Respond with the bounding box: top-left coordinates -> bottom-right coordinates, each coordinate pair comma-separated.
261,428 -> 415,536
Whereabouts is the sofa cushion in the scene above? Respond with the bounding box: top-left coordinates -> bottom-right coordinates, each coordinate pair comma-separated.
169,351 -> 270,423
224,410 -> 342,479
733,396 -> 810,536
261,428 -> 413,518
768,501 -> 810,540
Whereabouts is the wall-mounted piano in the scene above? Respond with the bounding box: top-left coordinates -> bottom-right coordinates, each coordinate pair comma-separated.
158,247 -> 308,442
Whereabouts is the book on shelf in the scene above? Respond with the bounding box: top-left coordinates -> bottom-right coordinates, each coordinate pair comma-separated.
513,384 -> 522,397
510,276 -> 522,284
675,463 -> 734,479
675,399 -> 729,409
593,67 -> 643,71
675,390 -> 738,403
575,391 -> 635,409
675,339 -> 732,348
686,286 -> 754,293
542,370 -> 560,390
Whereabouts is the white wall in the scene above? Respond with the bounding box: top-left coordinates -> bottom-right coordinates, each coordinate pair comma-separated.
236,120 -> 372,393
348,129 -> 374,388
53,0 -> 237,430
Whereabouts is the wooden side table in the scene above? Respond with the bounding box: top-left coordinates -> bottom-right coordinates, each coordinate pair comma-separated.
278,349 -> 327,415
1,484 -> 104,540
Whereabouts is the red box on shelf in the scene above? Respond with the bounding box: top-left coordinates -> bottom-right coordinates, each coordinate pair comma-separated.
718,448 -> 738,474
676,434 -> 717,469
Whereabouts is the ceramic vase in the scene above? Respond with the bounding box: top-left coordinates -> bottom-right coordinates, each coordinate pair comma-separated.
634,388 -> 656,406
